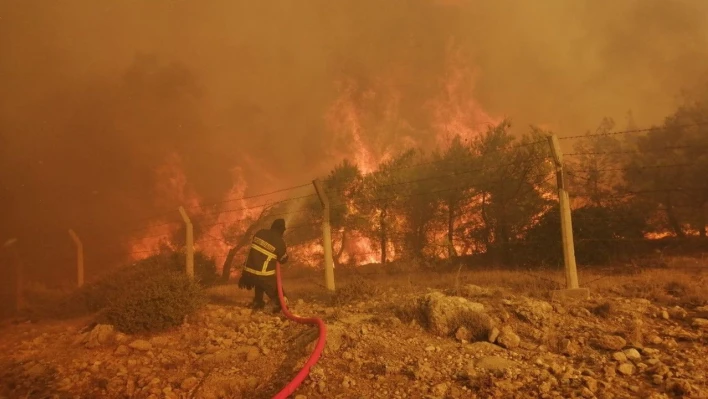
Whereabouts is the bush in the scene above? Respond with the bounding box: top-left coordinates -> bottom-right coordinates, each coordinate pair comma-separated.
25,250 -> 217,321
102,271 -> 206,334
333,276 -> 380,305
83,250 -> 217,310
158,251 -> 221,287
517,205 -> 649,266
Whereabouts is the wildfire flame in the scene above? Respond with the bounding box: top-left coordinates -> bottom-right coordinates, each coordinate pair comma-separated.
129,44 -> 505,269
430,41 -> 502,147
129,157 -> 262,268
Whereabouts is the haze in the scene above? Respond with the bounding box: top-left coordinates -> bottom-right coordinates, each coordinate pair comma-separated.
2,0 -> 708,283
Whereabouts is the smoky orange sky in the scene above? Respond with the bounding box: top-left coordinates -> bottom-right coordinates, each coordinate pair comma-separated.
2,0 -> 708,282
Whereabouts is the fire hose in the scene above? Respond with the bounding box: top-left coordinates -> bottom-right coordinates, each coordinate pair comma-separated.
271,262 -> 327,399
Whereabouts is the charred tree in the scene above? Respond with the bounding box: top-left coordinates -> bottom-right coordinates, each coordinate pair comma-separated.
380,207 -> 388,264
665,195 -> 686,238
447,202 -> 457,258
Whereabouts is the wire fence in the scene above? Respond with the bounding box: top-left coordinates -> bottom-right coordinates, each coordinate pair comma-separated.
6,122 -> 708,290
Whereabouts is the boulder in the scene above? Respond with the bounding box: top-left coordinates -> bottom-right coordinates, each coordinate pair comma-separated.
84,324 -> 115,349
417,291 -> 489,337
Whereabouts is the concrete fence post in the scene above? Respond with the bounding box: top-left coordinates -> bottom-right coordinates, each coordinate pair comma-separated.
178,206 -> 195,279
313,179 -> 335,291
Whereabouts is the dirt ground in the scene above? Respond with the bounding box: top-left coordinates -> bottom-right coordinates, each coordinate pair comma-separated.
1,261 -> 707,399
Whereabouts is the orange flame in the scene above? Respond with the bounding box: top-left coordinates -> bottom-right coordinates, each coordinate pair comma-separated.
128,156 -> 260,269
130,44 -> 508,268
430,42 -> 501,148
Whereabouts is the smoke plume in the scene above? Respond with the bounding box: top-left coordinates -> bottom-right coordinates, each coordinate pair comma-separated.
1,0 -> 707,282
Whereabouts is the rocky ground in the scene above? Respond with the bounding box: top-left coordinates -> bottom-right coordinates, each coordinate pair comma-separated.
1,278 -> 707,399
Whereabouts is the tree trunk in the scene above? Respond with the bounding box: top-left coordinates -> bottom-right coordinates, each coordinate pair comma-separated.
221,207 -> 273,281
495,203 -> 511,265
665,195 -> 686,238
447,200 -> 457,258
380,207 -> 388,264
480,193 -> 491,252
220,247 -> 238,282
416,226 -> 426,260
334,229 -> 348,267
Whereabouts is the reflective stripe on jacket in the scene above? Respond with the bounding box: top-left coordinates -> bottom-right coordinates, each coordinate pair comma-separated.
243,228 -> 288,276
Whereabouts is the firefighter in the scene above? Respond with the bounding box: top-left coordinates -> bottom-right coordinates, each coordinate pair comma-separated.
238,218 -> 289,312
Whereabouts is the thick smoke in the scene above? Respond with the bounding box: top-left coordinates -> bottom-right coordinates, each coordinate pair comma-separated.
1,0 -> 707,282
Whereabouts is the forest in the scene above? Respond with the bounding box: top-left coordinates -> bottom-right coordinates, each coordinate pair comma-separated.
220,102 -> 708,273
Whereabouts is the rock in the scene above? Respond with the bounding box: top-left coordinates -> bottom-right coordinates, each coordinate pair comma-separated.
592,335 -> 626,351
417,291 -> 489,337
661,310 -> 670,320
642,347 -> 659,355
472,356 -> 519,372
583,376 -> 598,392
560,338 -> 581,356
72,332 -> 89,346
668,306 -> 687,319
460,285 -> 493,297
569,307 -> 592,318
647,334 -> 662,344
242,346 -> 260,362
488,327 -> 500,343
149,336 -> 171,348
85,324 -> 115,348
340,375 -> 355,388
496,326 -> 521,349
617,363 -> 635,376
180,376 -> 198,390
455,326 -> 471,342
513,298 -> 554,327
114,345 -> 131,356
129,340 -> 153,351
623,348 -> 641,361
115,333 -> 128,344
612,352 -> 628,362
432,382 -> 449,396
691,318 -> 708,329
465,341 -> 504,353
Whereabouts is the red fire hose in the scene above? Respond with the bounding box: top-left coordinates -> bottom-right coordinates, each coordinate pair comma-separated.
271,262 -> 327,399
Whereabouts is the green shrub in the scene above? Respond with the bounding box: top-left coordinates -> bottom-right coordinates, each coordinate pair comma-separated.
83,250 -> 217,310
80,260 -> 160,312
103,271 -> 206,334
164,250 -> 220,287
25,250 -> 217,321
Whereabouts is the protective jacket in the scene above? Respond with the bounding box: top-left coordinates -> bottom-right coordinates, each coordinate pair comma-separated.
243,228 -> 288,276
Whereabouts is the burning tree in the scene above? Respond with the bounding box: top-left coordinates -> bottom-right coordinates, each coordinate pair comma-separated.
467,122 -> 554,263
320,159 -> 366,267
357,150 -> 420,264
566,118 -> 627,209
429,135 -> 477,258
623,102 -> 708,238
